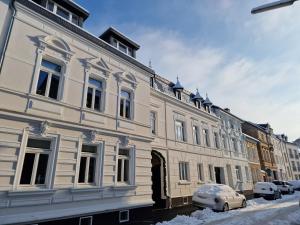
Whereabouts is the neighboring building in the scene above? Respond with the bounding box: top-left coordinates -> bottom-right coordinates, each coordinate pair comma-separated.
212,107 -> 253,195
242,122 -> 277,181
0,0 -> 155,224
294,138 -> 300,148
244,134 -> 262,184
286,141 -> 300,180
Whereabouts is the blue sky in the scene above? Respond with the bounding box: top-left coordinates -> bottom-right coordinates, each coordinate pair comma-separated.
76,0 -> 300,141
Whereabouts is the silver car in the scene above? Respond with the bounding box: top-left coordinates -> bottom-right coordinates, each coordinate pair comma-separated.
192,184 -> 247,212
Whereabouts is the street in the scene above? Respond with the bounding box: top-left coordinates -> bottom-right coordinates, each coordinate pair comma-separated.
157,192 -> 300,225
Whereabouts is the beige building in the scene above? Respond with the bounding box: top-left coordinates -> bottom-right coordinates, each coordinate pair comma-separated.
286,141 -> 300,180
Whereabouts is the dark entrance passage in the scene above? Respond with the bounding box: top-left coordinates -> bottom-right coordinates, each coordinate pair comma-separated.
151,151 -> 166,209
215,167 -> 225,184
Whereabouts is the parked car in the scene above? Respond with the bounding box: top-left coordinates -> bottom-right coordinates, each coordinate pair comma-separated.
192,184 -> 247,212
272,180 -> 294,194
253,182 -> 281,200
288,180 -> 300,191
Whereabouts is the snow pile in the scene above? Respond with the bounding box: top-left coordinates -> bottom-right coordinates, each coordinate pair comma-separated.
155,215 -> 200,225
191,208 -> 238,223
246,197 -> 269,207
196,184 -> 228,195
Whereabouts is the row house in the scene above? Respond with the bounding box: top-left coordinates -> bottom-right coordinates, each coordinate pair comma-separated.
243,134 -> 262,184
150,75 -> 253,208
286,141 -> 300,180
242,122 -> 277,181
0,0 -> 155,224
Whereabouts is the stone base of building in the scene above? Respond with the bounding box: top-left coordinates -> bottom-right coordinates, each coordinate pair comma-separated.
170,196 -> 193,208
24,206 -> 153,225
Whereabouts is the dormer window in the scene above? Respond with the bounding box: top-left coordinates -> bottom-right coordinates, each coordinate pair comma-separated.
111,38 -> 134,57
45,0 -> 81,26
195,101 -> 201,109
175,91 -> 181,100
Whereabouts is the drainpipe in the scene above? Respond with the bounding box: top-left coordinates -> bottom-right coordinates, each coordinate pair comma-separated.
0,0 -> 16,74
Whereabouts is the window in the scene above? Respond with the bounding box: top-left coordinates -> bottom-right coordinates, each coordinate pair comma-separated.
179,162 -> 189,181
120,90 -> 131,119
46,0 -> 80,26
111,38 -> 135,57
195,101 -> 201,109
214,132 -> 220,149
119,210 -> 129,223
175,121 -> 185,142
150,111 -> 156,135
20,138 -> 52,185
222,134 -> 227,149
150,77 -> 154,88
208,164 -> 214,181
232,138 -> 238,152
193,125 -> 200,145
86,78 -> 103,111
117,149 -> 130,184
203,129 -> 210,147
78,145 -> 98,184
79,216 -> 93,225
36,59 -> 62,100
245,166 -> 250,181
235,166 -> 242,181
175,91 -> 181,100
197,163 -> 204,181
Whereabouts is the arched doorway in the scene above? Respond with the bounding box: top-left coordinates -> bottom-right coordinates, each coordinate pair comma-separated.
151,151 -> 167,209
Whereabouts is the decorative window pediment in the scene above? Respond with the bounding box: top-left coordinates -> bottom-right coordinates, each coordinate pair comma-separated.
38,35 -> 74,61
114,72 -> 138,89
85,57 -> 111,78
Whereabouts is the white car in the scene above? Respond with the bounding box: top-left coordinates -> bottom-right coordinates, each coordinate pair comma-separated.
253,182 -> 281,200
272,180 -> 294,194
288,180 -> 300,191
192,184 -> 247,212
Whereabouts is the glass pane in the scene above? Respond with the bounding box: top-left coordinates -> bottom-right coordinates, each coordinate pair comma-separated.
88,157 -> 96,183
86,87 -> 93,108
89,78 -> 102,89
125,100 -> 130,119
121,90 -> 130,99
56,6 -> 70,20
78,157 -> 87,183
27,138 -> 51,149
117,159 -> 122,182
82,145 -> 97,153
112,39 -> 118,48
120,99 -> 124,117
72,14 -> 79,25
20,153 -> 35,184
80,217 -> 92,225
46,0 -> 54,11
36,71 -> 48,96
35,154 -> 49,184
41,59 -> 61,73
118,43 -> 127,53
49,74 -> 60,99
94,90 -> 101,111
124,159 -> 129,182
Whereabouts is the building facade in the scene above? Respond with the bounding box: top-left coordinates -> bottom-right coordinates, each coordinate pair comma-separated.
0,0 -> 156,224
244,134 -> 262,184
286,141 -> 300,180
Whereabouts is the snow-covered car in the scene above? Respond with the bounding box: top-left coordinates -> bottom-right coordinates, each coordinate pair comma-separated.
272,180 -> 294,194
253,182 -> 281,200
288,180 -> 300,191
192,184 -> 247,212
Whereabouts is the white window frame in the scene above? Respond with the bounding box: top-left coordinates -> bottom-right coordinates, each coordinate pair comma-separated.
86,77 -> 104,112
208,164 -> 215,182
15,134 -> 58,190
77,144 -> 99,185
150,111 -> 157,135
197,163 -> 204,182
214,132 -> 220,149
46,0 -> 80,26
119,210 -> 129,223
203,129 -> 210,147
112,38 -> 134,57
245,166 -> 250,181
222,134 -> 227,150
116,146 -> 136,186
235,166 -> 242,181
179,162 -> 189,181
79,216 -> 93,225
175,121 -> 185,142
119,89 -> 133,120
36,59 -> 63,100
193,125 -> 200,145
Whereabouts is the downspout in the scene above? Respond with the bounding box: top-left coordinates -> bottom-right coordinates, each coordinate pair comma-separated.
0,0 -> 16,74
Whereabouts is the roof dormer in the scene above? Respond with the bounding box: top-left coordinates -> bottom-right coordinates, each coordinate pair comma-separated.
192,89 -> 203,109
32,0 -> 89,27
99,27 -> 140,58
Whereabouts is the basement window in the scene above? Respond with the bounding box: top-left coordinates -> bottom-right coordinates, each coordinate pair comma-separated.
119,210 -> 129,223
79,216 -> 93,225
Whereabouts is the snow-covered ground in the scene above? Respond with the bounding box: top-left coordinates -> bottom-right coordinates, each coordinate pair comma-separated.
157,192 -> 300,225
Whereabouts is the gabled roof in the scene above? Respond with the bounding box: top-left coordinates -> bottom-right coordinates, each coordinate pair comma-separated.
203,94 -> 212,106
192,89 -> 203,101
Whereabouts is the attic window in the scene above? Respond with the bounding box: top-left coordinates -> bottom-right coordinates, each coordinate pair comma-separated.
111,38 -> 135,57
175,91 -> 181,100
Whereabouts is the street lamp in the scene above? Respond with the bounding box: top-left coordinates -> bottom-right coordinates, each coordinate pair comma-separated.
251,0 -> 298,14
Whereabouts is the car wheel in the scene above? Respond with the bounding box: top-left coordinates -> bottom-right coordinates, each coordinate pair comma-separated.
242,200 -> 247,208
223,203 -> 229,212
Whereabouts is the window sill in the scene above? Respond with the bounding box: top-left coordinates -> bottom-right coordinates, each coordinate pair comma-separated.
70,186 -> 105,193
8,189 -> 56,197
178,181 -> 191,185
111,184 -> 137,190
197,181 -> 205,185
